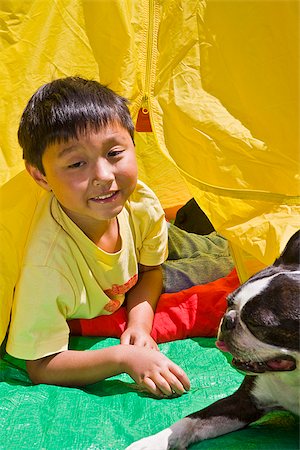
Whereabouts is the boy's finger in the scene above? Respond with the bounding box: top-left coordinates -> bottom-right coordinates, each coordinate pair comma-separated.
160,371 -> 185,395
145,340 -> 159,351
152,373 -> 181,397
169,378 -> 186,395
120,334 -> 131,345
142,377 -> 164,398
170,365 -> 191,391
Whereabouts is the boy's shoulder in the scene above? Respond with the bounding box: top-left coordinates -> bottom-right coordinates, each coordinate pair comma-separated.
124,180 -> 166,235
127,179 -> 162,211
21,194 -> 66,266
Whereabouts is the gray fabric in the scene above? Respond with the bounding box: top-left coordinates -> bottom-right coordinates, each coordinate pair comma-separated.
162,224 -> 234,293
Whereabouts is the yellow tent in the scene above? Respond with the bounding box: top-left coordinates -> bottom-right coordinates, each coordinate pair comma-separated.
0,0 -> 299,345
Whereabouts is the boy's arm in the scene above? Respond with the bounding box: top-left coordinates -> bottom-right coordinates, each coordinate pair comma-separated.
120,264 -> 163,349
26,344 -> 190,397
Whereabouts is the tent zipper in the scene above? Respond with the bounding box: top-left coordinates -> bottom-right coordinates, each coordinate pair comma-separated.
136,0 -> 158,132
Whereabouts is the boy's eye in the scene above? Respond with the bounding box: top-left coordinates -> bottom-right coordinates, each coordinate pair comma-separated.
68,161 -> 85,169
108,148 -> 124,158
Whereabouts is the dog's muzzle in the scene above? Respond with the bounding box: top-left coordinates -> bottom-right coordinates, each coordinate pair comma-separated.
217,311 -> 297,374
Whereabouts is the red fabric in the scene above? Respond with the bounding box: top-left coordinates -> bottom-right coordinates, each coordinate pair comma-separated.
135,108 -> 152,132
68,269 -> 240,342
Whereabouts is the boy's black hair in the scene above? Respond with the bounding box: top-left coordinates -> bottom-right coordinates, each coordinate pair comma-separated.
18,76 -> 135,174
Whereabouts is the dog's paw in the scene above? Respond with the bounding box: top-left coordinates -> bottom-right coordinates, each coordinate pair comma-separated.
126,428 -> 171,450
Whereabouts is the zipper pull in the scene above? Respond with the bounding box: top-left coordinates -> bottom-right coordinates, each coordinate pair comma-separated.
135,96 -> 152,132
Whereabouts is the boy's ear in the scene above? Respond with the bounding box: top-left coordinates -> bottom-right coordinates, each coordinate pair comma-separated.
25,162 -> 52,192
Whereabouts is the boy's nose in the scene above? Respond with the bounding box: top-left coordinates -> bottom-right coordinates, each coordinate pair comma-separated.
92,160 -> 114,185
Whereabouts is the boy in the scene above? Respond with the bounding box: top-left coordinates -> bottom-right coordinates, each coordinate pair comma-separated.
6,77 -> 190,398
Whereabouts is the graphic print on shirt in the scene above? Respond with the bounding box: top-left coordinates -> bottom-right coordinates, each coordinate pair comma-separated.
103,273 -> 138,312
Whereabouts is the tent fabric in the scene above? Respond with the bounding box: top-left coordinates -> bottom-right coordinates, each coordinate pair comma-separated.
0,0 -> 299,284
1,336 -> 299,449
0,171 -> 44,345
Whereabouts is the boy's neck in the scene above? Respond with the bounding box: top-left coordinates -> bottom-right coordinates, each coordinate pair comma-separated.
60,205 -> 121,252
80,217 -> 121,253
92,217 -> 121,253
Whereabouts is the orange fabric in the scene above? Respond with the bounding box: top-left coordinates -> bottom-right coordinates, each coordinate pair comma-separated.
68,269 -> 239,342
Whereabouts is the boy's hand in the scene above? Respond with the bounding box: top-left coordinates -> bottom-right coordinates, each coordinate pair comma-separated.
121,345 -> 190,398
120,326 -> 158,350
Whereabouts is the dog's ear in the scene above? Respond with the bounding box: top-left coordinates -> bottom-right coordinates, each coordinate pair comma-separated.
274,230 -> 300,267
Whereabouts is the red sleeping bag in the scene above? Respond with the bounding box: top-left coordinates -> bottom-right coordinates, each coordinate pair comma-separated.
68,269 -> 240,342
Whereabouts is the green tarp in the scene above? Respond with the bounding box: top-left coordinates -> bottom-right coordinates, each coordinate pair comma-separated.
0,337 -> 298,449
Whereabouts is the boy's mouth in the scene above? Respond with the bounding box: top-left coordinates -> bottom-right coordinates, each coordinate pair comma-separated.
90,191 -> 119,202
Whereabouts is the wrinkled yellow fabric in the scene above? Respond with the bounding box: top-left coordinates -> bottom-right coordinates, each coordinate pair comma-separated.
0,171 -> 44,344
0,0 -> 299,345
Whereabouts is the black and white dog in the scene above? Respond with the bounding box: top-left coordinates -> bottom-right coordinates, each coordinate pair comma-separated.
127,230 -> 300,450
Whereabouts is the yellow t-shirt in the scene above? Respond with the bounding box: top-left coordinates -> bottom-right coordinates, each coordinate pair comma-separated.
6,180 -> 168,360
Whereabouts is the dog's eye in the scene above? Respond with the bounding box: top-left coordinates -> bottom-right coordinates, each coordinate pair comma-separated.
227,294 -> 235,307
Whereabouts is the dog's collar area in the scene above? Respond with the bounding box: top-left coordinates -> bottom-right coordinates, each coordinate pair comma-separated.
232,355 -> 296,374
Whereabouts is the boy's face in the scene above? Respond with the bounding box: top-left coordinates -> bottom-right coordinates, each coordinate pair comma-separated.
28,122 -> 137,230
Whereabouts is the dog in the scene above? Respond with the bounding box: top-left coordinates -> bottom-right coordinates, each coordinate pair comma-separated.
127,230 -> 300,450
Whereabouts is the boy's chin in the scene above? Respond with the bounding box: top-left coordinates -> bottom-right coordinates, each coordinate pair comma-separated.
93,203 -> 125,221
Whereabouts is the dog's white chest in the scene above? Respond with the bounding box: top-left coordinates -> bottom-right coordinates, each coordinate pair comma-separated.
253,372 -> 300,415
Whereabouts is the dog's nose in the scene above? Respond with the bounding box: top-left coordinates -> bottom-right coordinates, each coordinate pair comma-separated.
222,310 -> 237,331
